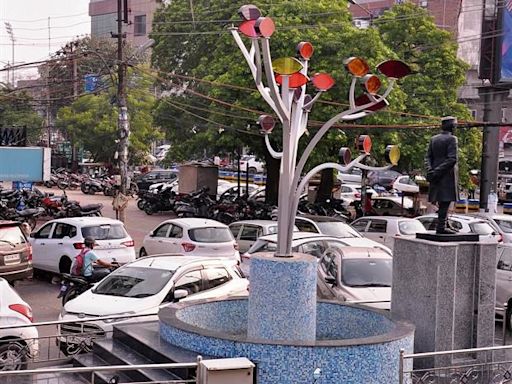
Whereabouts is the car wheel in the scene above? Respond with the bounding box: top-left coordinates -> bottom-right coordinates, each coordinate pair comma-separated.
248,167 -> 257,174
0,341 -> 28,371
59,257 -> 72,274
139,247 -> 148,258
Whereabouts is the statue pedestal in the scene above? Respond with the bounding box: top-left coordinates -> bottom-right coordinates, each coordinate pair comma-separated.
391,237 -> 496,369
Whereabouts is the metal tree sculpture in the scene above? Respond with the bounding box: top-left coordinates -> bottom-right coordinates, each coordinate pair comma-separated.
231,4 -> 411,256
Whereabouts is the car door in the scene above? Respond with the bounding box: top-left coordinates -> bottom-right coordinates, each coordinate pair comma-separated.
48,223 -> 78,270
351,219 -> 370,234
365,219 -> 389,248
299,240 -> 327,259
167,224 -> 184,253
195,266 -> 241,299
238,225 -> 262,253
496,246 -> 512,314
144,223 -> 171,254
30,222 -> 55,271
173,268 -> 204,299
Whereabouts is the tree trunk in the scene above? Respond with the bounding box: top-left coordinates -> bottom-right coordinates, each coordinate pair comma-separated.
315,168 -> 334,203
264,152 -> 280,205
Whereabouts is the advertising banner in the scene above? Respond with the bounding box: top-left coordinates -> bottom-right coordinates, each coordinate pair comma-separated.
0,147 -> 51,181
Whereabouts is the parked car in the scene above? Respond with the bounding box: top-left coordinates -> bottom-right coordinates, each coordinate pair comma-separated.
317,247 -> 392,310
140,218 -> 240,261
338,184 -> 377,202
0,221 -> 33,282
367,169 -> 402,190
336,167 -> 363,184
469,213 -> 512,243
238,155 -> 265,174
0,277 -> 38,370
58,256 -> 248,348
229,220 -> 299,253
392,176 -> 419,194
218,182 -> 259,201
416,214 -> 502,243
350,216 -> 427,251
370,196 -> 416,217
242,232 -> 392,276
494,244 -> 512,328
294,215 -> 392,255
135,169 -> 178,192
30,217 -> 136,274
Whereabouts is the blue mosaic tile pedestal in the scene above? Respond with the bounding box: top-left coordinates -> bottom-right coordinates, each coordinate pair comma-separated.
247,252 -> 317,342
159,298 -> 414,384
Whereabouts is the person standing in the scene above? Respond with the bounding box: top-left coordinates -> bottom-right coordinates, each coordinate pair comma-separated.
425,116 -> 459,234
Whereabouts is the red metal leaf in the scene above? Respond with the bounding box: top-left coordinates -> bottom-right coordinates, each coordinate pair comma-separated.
239,20 -> 258,38
275,73 -> 309,88
354,94 -> 389,112
377,60 -> 412,79
311,73 -> 335,91
255,17 -> 275,38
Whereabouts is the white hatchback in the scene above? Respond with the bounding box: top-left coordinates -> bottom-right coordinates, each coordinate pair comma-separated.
0,278 -> 38,370
140,218 -> 240,261
58,256 -> 248,345
30,217 -> 136,274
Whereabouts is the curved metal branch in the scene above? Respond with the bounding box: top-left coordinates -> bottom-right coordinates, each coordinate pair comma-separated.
260,38 -> 289,121
303,91 -> 323,111
265,134 -> 282,159
348,77 -> 358,109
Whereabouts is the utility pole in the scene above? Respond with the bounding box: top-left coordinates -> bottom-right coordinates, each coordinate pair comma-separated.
4,22 -> 15,86
115,0 -> 129,222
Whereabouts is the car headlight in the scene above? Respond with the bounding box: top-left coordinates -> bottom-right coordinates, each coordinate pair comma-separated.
103,312 -> 136,324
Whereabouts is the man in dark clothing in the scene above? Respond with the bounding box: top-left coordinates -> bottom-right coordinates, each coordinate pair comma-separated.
425,116 -> 459,234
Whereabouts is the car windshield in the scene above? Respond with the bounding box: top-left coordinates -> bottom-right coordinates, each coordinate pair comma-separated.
470,222 -> 495,235
316,222 -> 360,238
341,259 -> 392,287
0,226 -> 25,245
188,227 -> 233,243
496,219 -> 512,233
82,224 -> 127,240
398,220 -> 426,235
248,240 -> 300,254
93,267 -> 174,298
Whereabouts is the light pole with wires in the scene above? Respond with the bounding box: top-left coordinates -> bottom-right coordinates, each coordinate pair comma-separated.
4,22 -> 15,86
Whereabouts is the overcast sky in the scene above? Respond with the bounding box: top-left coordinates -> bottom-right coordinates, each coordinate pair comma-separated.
0,0 -> 90,81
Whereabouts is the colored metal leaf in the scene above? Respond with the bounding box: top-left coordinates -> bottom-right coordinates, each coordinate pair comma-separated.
303,94 -> 313,112
385,145 -> 400,165
255,17 -> 275,38
311,73 -> 335,91
239,20 -> 258,38
362,74 -> 381,95
275,73 -> 309,88
355,94 -> 389,112
377,60 -> 412,79
272,57 -> 303,75
238,4 -> 261,21
297,42 -> 314,60
358,135 -> 372,154
258,115 -> 275,133
344,57 -> 370,77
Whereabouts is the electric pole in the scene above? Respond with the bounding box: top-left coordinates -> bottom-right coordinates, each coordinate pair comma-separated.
115,0 -> 129,222
4,22 -> 15,86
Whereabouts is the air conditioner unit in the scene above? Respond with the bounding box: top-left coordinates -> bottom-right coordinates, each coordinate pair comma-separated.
420,0 -> 428,7
198,358 -> 255,384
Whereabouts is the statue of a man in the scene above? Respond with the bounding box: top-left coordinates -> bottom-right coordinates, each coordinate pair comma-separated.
425,116 -> 459,234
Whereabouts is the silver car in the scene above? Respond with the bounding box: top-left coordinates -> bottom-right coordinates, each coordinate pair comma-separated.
496,244 -> 512,327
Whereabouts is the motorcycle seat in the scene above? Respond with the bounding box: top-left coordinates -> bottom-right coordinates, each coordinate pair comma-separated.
81,203 -> 103,212
61,273 -> 88,284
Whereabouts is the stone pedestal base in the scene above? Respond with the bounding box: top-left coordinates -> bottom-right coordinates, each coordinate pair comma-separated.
391,238 -> 496,369
247,252 -> 317,343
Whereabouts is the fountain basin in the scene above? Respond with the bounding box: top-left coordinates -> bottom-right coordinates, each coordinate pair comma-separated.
159,298 -> 414,384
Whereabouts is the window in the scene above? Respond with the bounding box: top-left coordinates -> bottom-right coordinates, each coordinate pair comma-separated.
240,226 -> 260,241
300,241 -> 326,258
169,225 -> 183,238
368,220 -> 387,233
154,224 -> 170,237
320,252 -> 338,280
352,219 -> 369,232
295,219 -> 319,233
134,15 -> 147,36
188,227 -> 233,243
204,267 -> 232,289
470,222 -> 494,235
419,218 -> 435,231
498,247 -> 512,271
174,270 -> 203,295
36,224 -> 53,239
496,219 -> 512,233
0,226 -> 26,245
82,224 -> 127,240
52,223 -> 77,239
229,224 -> 242,238
398,220 -> 426,235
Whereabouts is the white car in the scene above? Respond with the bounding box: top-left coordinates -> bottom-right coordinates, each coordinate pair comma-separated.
338,184 -> 377,201
351,216 -> 427,251
0,278 -> 38,370
469,213 -> 512,243
140,218 -> 240,261
58,256 -> 248,345
229,220 -> 299,253
242,232 -> 392,276
317,247 -> 392,310
416,214 -> 502,243
239,155 -> 265,174
392,176 -> 419,194
30,217 -> 136,274
337,168 -> 363,184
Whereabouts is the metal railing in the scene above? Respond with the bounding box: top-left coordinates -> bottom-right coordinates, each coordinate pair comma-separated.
0,313 -> 158,371
0,357 -> 201,384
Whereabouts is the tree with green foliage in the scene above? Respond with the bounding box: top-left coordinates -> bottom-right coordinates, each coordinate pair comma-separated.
0,89 -> 43,144
151,0 -> 476,202
56,67 -> 162,164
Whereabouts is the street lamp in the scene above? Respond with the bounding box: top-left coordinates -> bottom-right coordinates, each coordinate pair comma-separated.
231,4 -> 411,256
4,22 -> 15,86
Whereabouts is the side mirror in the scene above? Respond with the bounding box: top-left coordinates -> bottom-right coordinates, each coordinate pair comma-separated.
149,231 -> 155,237
30,232 -> 36,238
324,276 -> 336,285
174,289 -> 189,300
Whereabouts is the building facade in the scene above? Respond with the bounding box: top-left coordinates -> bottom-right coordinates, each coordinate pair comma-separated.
89,0 -> 161,46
